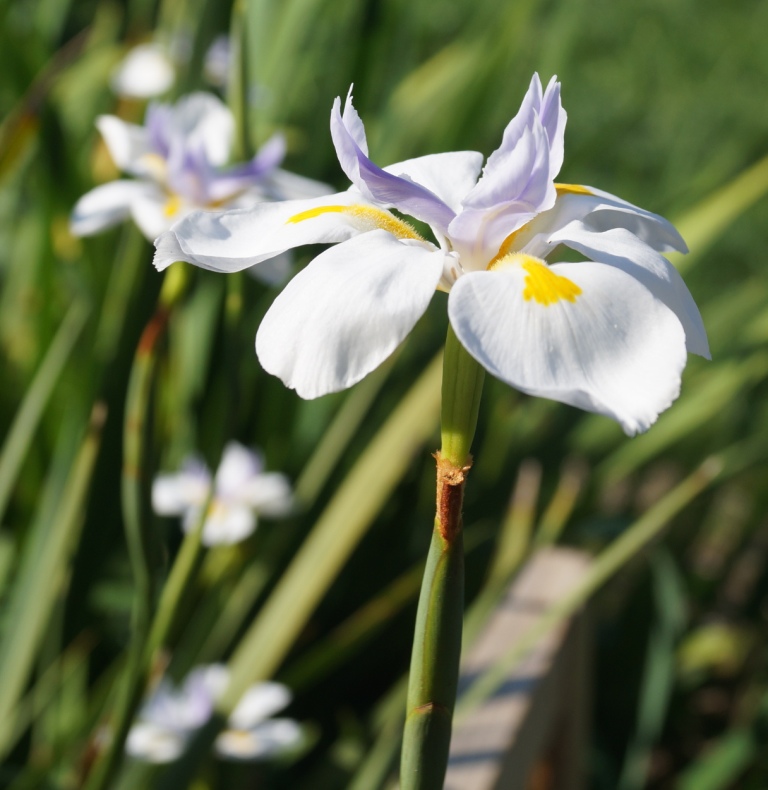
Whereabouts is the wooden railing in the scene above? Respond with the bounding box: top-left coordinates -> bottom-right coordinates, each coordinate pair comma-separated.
445,547 -> 591,790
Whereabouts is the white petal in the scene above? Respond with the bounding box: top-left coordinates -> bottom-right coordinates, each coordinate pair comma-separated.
214,442 -> 263,499
186,502 -> 256,546
167,93 -> 233,167
547,222 -> 709,358
215,719 -> 302,761
229,682 -> 292,729
448,263 -> 687,435
153,191 -> 371,273
152,466 -> 210,515
70,180 -> 151,236
111,44 -> 175,99
141,674 -> 213,731
96,116 -> 152,174
196,664 -> 230,699
240,473 -> 294,517
256,231 -> 445,398
130,189 -> 182,240
520,188 -> 688,257
126,722 -> 187,763
384,151 -> 484,215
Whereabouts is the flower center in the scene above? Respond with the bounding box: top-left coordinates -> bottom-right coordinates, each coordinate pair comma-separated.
490,252 -> 582,306
287,204 -> 424,241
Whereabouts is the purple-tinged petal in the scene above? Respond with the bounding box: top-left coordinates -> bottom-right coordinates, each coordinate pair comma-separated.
383,151 -> 483,215
538,75 -> 567,180
204,134 -> 287,202
145,103 -> 174,158
330,93 -> 456,231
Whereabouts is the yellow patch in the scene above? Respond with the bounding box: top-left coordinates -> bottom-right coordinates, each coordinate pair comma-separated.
490,253 -> 581,305
555,183 -> 593,197
522,257 -> 581,305
164,195 -> 182,218
287,204 -> 423,241
486,224 -> 529,269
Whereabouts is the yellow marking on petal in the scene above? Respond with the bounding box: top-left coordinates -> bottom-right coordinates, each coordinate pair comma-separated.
489,253 -> 581,306
555,183 -> 593,197
287,204 -> 423,241
522,257 -> 581,305
164,195 -> 182,218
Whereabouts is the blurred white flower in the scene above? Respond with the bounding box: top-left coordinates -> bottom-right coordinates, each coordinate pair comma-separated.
126,664 -> 301,763
111,43 -> 176,99
152,441 -> 293,546
70,91 -> 330,249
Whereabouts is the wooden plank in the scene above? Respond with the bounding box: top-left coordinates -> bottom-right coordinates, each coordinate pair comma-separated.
445,547 -> 591,790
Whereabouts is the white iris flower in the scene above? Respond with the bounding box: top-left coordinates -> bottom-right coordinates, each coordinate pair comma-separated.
152,441 -> 293,546
126,665 -> 301,763
71,92 -> 330,249
154,75 -> 709,435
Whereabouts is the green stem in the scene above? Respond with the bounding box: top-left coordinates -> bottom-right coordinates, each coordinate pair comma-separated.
83,267 -> 187,790
144,496 -> 210,660
228,0 -> 252,161
401,324 -> 484,790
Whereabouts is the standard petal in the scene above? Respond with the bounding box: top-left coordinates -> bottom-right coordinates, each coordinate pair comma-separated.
458,73 -> 558,220
450,122 -> 556,265
330,95 -> 456,231
383,151 -> 484,215
70,180 -> 151,236
448,263 -> 687,435
256,231 -> 446,398
538,75 -> 567,180
96,116 -> 154,175
547,222 -> 709,358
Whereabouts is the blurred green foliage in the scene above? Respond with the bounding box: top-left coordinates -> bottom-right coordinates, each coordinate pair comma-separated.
1,0 -> 768,787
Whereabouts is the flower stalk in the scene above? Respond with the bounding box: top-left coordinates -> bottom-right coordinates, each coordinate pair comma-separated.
401,325 -> 484,790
